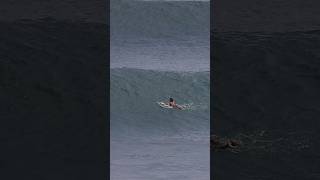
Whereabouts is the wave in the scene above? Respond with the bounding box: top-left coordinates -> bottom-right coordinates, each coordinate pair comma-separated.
110,0 -> 209,39
111,68 -> 210,139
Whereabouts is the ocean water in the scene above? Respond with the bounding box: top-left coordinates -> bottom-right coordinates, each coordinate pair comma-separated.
110,68 -> 210,180
110,0 -> 210,178
111,38 -> 209,72
212,31 -> 320,179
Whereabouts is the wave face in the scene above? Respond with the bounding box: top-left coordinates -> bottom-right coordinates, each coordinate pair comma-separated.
111,68 -> 210,139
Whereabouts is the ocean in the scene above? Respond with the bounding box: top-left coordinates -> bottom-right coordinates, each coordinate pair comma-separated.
212,31 -> 320,180
110,1 -> 210,179
110,68 -> 210,180
110,38 -> 209,179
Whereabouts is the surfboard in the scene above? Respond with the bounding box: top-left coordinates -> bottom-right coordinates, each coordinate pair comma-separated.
157,102 -> 190,110
157,102 -> 173,109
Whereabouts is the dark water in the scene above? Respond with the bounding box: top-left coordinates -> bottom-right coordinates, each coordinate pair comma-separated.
212,31 -> 320,180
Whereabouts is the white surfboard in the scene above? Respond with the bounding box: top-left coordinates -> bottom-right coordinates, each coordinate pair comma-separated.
157,102 -> 173,109
157,102 -> 192,110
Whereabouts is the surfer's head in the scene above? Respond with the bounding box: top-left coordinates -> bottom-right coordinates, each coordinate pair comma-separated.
169,98 -> 173,102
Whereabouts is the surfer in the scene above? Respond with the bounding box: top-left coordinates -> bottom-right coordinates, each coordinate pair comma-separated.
168,98 -> 182,110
